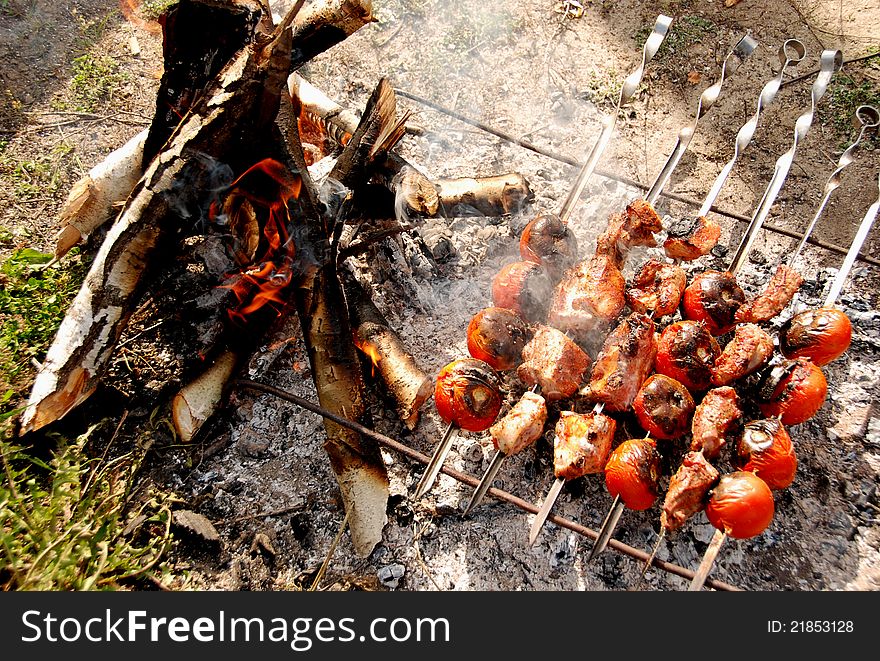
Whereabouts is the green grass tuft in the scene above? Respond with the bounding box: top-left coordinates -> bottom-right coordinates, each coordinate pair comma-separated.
822,69 -> 880,151
0,422 -> 174,590
0,248 -> 90,412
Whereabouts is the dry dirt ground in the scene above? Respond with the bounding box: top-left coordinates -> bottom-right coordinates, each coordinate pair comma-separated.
1,0 -> 879,592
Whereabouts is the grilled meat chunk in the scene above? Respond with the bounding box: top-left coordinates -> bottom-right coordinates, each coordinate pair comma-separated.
583,312 -> 658,411
711,323 -> 774,386
596,200 -> 663,267
490,391 -> 548,456
553,410 -> 617,481
735,264 -> 804,323
625,259 -> 687,317
517,325 -> 591,400
690,386 -> 742,459
661,450 -> 720,533
547,254 -> 625,340
663,215 -> 721,261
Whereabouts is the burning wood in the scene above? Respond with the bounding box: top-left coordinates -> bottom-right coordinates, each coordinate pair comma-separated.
21,2 -> 296,434
289,72 -> 531,218
434,173 -> 532,217
343,272 -> 432,429
288,0 -> 376,70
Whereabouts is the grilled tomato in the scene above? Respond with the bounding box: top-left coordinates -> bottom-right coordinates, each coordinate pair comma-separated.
682,270 -> 746,336
632,374 -> 695,440
706,471 -> 775,539
736,418 -> 797,490
434,358 -> 503,432
780,307 -> 852,366
466,307 -> 531,371
757,357 -> 827,425
604,437 -> 661,511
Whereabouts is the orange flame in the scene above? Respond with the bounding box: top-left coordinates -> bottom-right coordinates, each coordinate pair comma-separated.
219,160 -> 303,324
354,338 -> 382,377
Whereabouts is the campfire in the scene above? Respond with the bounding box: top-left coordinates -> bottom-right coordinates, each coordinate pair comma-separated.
13,0 -> 880,591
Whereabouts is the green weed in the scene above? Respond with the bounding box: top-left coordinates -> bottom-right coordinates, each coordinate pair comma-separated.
823,69 -> 880,150
0,422 -> 174,590
0,248 -> 90,411
0,143 -> 71,200
140,0 -> 180,22
634,14 -> 719,62
66,54 -> 127,112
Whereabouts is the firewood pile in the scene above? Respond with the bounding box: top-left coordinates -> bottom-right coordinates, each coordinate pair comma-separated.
14,0 -> 880,591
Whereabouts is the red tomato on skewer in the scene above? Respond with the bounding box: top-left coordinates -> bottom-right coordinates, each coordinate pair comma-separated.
757,357 -> 827,425
434,358 -> 503,432
736,418 -> 797,490
706,471 -> 775,539
604,437 -> 661,511
466,307 -> 531,371
780,307 -> 852,366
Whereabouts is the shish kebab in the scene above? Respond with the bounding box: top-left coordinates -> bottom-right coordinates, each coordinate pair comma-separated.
460,20 -> 719,515
520,36 -> 760,545
588,95 -> 874,563
635,51 -> 843,583
412,14 -> 674,501
688,171 -> 880,591
682,49 -> 844,338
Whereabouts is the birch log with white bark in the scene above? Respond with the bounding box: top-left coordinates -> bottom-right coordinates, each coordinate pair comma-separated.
21,18 -> 294,434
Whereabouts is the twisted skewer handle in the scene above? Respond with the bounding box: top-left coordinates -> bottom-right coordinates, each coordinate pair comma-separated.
645,34 -> 758,205
557,14 -> 672,223
825,171 -> 880,307
698,40 -> 807,217
790,105 -> 880,265
729,49 -> 843,276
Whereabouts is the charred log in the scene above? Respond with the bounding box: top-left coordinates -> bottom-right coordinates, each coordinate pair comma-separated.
342,271 -> 432,429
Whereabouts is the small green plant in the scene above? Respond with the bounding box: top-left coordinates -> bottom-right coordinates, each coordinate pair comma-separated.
141,0 -> 179,21
634,14 -> 719,61
0,248 -> 90,410
823,70 -> 880,150
67,54 -> 127,112
0,422 -> 173,590
0,143 -> 71,200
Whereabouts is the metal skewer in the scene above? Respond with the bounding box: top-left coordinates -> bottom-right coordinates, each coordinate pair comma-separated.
585,38 -> 760,563
637,527 -> 667,588
463,383 -> 541,517
645,35 -> 757,205
556,14 -> 672,224
413,421 -> 459,499
729,49 -> 843,276
587,493 -> 625,562
688,528 -> 727,591
786,105 -> 880,263
698,40 -> 806,218
824,171 -> 880,307
463,19 -> 673,517
528,402 -> 605,546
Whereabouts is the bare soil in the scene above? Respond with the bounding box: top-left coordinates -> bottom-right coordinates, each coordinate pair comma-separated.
2,0 -> 879,592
